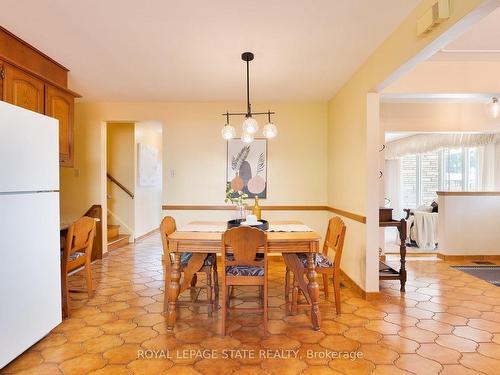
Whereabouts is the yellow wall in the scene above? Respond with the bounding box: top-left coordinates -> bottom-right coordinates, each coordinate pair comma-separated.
60,101 -> 330,239
107,122 -> 135,235
327,0 -> 487,292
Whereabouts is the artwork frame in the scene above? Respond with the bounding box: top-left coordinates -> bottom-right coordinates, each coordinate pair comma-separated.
137,142 -> 161,187
226,138 -> 268,199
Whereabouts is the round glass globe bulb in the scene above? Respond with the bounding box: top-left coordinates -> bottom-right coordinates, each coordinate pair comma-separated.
241,132 -> 254,144
242,117 -> 259,134
221,124 -> 236,140
263,122 -> 278,138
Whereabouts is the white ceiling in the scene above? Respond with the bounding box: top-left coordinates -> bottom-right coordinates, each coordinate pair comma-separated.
0,0 -> 419,102
432,6 -> 500,62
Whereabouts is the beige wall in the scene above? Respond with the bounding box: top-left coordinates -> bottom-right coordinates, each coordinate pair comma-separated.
60,101 -> 329,242
327,0 -> 488,292
135,121 -> 163,238
381,102 -> 500,132
107,122 -> 135,235
438,193 -> 500,255
385,61 -> 500,94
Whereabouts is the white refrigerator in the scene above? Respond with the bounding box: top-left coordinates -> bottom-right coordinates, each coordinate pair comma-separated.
0,101 -> 61,368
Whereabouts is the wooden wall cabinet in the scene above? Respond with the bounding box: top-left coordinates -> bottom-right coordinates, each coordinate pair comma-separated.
3,62 -> 45,114
45,84 -> 74,167
0,26 -> 80,167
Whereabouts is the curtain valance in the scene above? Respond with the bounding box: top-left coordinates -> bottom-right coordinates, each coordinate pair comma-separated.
385,133 -> 500,160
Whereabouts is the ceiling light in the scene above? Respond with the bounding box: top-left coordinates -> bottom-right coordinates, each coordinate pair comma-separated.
491,97 -> 499,118
221,52 -> 278,142
263,122 -> 278,138
241,132 -> 254,144
221,123 -> 236,140
242,116 -> 258,134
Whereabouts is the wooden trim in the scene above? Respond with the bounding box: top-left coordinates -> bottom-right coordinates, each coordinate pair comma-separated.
162,204 -> 328,211
437,191 -> 500,196
161,204 -> 367,224
0,26 -> 69,71
326,206 -> 366,223
107,173 -> 134,199
135,228 -> 159,242
437,253 -> 500,261
340,270 -> 380,301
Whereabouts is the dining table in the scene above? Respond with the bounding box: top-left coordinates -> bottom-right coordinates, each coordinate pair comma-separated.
165,220 -> 322,330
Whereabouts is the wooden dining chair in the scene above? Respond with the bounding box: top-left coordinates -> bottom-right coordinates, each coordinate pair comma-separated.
61,216 -> 97,318
160,216 -> 218,316
285,216 -> 346,315
221,226 -> 268,335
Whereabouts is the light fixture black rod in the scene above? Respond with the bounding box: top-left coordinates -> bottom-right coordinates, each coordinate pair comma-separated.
222,111 -> 275,117
246,59 -> 251,116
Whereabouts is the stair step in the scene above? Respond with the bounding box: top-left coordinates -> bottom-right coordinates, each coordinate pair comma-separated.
107,234 -> 130,251
107,224 -> 120,239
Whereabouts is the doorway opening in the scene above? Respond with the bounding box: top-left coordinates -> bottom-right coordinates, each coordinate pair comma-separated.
104,121 -> 163,252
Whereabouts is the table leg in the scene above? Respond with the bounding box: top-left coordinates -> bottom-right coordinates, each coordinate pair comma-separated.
166,253 -> 181,330
306,252 -> 321,330
399,219 -> 407,292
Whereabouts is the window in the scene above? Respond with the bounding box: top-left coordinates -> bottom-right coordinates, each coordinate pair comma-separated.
401,154 -> 417,209
401,147 -> 480,208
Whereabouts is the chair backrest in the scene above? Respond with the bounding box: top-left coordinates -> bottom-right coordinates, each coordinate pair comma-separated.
63,216 -> 96,264
160,216 -> 177,255
222,226 -> 267,267
322,216 -> 346,267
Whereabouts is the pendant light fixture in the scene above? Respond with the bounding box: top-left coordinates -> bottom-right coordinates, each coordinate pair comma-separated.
221,52 -> 278,141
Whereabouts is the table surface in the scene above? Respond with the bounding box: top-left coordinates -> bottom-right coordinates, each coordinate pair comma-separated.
169,220 -> 321,241
168,221 -> 321,253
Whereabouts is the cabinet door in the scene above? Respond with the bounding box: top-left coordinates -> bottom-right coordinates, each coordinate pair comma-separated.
45,84 -> 74,167
0,60 -> 5,100
4,63 -> 44,113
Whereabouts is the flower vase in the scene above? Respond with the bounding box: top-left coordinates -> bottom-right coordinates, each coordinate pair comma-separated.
235,205 -> 246,221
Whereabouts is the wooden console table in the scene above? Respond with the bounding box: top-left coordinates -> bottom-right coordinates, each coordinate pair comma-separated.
379,219 -> 407,292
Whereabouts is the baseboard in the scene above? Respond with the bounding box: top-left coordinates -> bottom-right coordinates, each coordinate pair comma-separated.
135,228 -> 159,242
437,253 -> 500,261
340,270 -> 380,301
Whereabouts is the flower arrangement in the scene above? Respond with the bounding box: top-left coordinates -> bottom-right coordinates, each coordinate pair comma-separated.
225,184 -> 248,219
225,184 -> 248,207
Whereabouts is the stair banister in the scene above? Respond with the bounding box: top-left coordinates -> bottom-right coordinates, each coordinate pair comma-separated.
106,173 -> 134,199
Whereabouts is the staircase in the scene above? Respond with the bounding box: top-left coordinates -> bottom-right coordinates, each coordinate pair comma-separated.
107,223 -> 130,251
106,173 -> 134,252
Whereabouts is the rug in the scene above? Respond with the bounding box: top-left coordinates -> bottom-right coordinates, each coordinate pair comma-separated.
452,265 -> 500,286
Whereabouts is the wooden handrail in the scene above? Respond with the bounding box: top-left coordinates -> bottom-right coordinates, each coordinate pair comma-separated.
107,173 -> 134,199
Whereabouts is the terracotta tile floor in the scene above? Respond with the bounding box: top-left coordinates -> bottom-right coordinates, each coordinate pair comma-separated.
3,234 -> 500,374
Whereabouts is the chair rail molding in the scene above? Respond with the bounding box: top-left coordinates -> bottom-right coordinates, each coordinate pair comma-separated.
162,204 -> 366,224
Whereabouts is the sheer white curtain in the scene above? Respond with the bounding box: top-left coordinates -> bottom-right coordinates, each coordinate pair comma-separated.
385,133 -> 500,160
384,159 -> 403,219
479,144 -> 496,191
